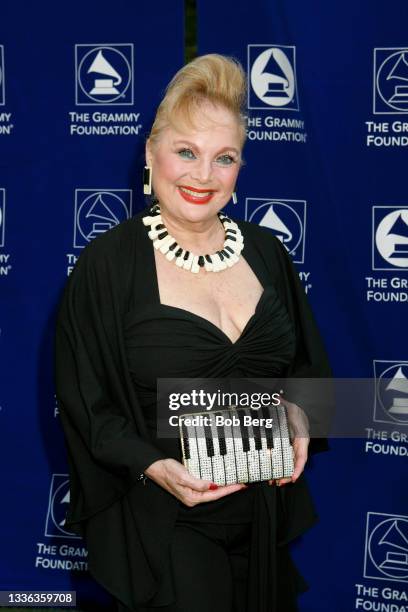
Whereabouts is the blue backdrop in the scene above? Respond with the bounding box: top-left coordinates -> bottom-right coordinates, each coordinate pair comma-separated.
1,1 -> 407,610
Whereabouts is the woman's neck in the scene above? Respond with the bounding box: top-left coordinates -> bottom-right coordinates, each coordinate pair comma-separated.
159,207 -> 225,253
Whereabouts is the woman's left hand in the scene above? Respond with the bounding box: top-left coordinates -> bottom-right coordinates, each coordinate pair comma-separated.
268,399 -> 310,487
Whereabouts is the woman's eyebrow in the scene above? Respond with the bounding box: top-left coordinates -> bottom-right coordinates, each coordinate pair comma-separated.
173,140 -> 240,154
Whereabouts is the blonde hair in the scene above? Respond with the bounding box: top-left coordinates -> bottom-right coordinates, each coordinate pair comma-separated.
148,54 -> 247,149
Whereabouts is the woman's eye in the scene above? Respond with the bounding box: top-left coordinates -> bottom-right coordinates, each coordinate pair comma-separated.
177,149 -> 237,165
216,154 -> 236,166
177,148 -> 196,160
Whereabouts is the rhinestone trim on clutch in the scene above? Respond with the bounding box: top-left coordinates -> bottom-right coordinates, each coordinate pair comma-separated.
179,404 -> 294,485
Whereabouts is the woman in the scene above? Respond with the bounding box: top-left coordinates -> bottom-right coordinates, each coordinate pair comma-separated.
55,54 -> 331,612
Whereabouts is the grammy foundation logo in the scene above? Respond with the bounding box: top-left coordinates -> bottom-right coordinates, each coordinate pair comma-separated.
75,44 -> 134,105
0,45 -> 4,106
245,197 -> 306,264
73,188 -> 133,248
364,512 -> 408,583
44,474 -> 79,539
374,48 -> 408,114
374,361 -> 408,426
248,45 -> 299,111
372,206 -> 408,271
0,188 -> 11,277
0,188 -> 5,248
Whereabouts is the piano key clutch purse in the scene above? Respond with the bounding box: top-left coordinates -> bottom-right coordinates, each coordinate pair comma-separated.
179,403 -> 294,485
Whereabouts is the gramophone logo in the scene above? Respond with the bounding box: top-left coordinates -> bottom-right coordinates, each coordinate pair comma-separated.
374,361 -> 408,425
75,44 -> 133,105
372,206 -> 408,270
45,474 -> 79,538
0,45 -> 5,105
364,512 -> 408,582
74,189 -> 132,248
245,198 -> 306,263
374,48 -> 408,114
0,189 -> 5,247
248,45 -> 299,110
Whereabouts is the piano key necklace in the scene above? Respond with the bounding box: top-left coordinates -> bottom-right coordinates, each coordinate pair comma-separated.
142,202 -> 244,273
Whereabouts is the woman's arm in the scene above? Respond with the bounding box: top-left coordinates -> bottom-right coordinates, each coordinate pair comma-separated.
55,236 -> 168,490
55,320 -> 168,479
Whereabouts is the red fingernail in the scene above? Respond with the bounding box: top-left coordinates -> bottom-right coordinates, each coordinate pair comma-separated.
209,483 -> 218,490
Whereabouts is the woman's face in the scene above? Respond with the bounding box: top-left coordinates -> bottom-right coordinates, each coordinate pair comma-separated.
146,102 -> 242,224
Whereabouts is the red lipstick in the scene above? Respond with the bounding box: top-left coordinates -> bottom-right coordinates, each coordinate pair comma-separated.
177,185 -> 216,205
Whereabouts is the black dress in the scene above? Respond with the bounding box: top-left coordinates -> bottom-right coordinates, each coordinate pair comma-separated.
55,209 -> 331,612
125,273 -> 297,525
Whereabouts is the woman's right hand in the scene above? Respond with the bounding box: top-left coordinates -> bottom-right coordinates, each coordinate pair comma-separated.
144,458 -> 248,507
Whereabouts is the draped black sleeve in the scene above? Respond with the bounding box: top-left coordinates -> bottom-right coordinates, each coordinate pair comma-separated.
55,215 -> 168,534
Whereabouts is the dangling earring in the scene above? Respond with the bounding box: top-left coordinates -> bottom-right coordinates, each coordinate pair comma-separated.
143,165 -> 152,195
232,191 -> 238,205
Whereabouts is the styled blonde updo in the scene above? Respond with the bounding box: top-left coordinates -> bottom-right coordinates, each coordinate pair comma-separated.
148,53 -> 247,149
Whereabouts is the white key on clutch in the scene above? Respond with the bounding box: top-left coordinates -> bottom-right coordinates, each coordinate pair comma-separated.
208,415 -> 226,486
214,411 -> 238,485
230,414 -> 249,483
258,427 -> 274,480
271,405 -> 284,479
183,420 -> 201,479
276,404 -> 294,478
242,410 -> 261,482
195,423 -> 213,481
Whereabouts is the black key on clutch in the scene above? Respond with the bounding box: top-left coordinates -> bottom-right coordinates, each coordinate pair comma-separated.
181,419 -> 191,460
237,409 -> 250,452
261,405 -> 274,449
251,412 -> 263,451
204,422 -> 215,457
216,412 -> 227,455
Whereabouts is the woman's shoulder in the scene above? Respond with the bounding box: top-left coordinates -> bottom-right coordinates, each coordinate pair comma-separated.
233,215 -> 287,257
76,209 -> 146,266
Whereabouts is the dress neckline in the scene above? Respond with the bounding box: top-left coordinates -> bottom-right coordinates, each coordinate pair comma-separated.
157,287 -> 273,346
143,216 -> 272,346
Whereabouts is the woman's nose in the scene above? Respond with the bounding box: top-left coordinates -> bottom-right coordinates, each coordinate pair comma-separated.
191,158 -> 213,183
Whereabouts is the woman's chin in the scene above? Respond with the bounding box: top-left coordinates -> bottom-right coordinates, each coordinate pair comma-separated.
162,199 -> 224,223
